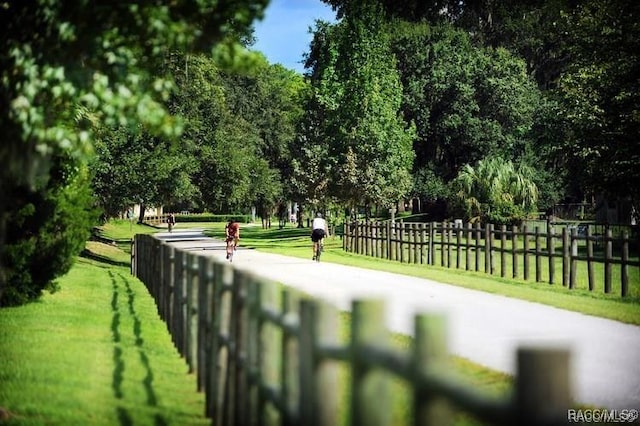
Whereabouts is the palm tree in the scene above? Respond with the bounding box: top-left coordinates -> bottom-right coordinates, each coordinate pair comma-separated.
453,157 -> 538,224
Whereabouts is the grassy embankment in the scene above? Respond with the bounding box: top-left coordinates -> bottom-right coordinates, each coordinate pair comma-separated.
0,252 -> 209,425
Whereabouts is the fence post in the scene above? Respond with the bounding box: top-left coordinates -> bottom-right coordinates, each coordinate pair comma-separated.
299,299 -> 339,426
186,253 -> 199,374
475,223 -> 482,272
441,222 -> 446,268
523,225 -> 530,281
456,222 -> 462,269
447,222 -> 453,268
130,237 -> 136,276
232,270 -> 250,426
562,227 -> 570,287
621,231 -> 629,297
413,314 -> 452,426
419,223 -> 426,264
515,348 -> 571,425
500,225 -> 507,278
172,249 -> 186,354
351,299 -> 390,426
548,224 -> 555,285
281,289 -> 301,426
605,228 -> 613,294
586,226 -> 595,291
535,227 -> 542,283
512,225 -> 518,279
246,278 -> 260,423
485,223 -> 493,274
399,222 -> 405,263
343,222 -> 349,252
197,256 -> 214,393
569,228 -> 577,289
465,223 -> 471,271
207,262 -> 233,422
429,222 -> 436,265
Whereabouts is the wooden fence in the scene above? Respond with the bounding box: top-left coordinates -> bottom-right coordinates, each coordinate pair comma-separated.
343,221 -> 639,297
133,234 -> 572,426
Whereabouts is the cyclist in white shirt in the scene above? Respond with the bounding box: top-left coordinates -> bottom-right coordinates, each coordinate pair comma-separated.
311,212 -> 328,260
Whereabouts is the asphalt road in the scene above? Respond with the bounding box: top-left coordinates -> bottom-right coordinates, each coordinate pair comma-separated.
160,229 -> 640,411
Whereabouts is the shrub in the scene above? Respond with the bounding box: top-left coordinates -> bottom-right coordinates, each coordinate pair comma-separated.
1,158 -> 98,306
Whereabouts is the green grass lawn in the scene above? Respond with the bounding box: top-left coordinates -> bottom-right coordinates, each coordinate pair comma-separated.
0,258 -> 208,426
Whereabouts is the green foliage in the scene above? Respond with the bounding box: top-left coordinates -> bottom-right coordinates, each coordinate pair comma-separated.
391,21 -> 541,185
92,126 -> 198,219
452,157 -> 539,225
0,0 -> 268,305
173,214 -> 252,223
552,0 -> 640,211
304,4 -> 415,209
2,157 -> 98,306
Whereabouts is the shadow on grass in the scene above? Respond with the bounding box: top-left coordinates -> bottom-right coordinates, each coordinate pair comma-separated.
109,270 -> 166,425
81,249 -> 130,268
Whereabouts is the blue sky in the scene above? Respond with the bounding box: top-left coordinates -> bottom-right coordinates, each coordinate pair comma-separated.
253,0 -> 337,74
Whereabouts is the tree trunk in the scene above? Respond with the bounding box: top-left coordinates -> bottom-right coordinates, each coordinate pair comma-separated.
297,204 -> 304,228
138,203 -> 146,224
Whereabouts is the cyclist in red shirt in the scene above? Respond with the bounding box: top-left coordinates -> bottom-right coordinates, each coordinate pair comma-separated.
225,219 -> 240,260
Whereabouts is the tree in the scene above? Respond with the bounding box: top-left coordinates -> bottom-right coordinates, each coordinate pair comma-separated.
3,154 -> 97,305
0,1 -> 268,304
453,157 -> 539,225
553,0 -> 640,214
389,21 -> 543,215
306,3 -> 415,212
92,127 -> 198,222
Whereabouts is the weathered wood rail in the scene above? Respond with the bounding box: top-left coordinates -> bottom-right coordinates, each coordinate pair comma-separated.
133,234 -> 572,425
343,221 -> 639,297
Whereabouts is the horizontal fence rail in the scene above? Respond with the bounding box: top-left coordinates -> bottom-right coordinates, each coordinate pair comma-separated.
134,234 -> 573,426
343,221 -> 640,297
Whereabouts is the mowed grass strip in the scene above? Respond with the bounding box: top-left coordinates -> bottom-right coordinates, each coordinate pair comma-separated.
0,259 -> 208,426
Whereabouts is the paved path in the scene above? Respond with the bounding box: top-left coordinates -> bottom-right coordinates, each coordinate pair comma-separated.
158,230 -> 640,410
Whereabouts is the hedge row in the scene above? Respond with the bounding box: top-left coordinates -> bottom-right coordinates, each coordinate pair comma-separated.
174,213 -> 252,223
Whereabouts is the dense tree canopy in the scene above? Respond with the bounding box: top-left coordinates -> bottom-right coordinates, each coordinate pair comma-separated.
0,0 -> 268,305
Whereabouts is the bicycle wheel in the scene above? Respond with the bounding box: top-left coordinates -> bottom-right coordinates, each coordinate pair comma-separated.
315,244 -> 322,262
226,241 -> 234,262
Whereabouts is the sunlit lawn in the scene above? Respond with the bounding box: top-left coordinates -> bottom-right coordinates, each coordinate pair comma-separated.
0,258 -> 208,426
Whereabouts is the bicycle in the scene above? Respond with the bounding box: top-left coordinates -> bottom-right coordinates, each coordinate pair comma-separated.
313,239 -> 324,262
225,237 -> 236,262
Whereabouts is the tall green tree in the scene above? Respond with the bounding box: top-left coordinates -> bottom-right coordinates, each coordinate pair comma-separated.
308,2 -> 415,211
